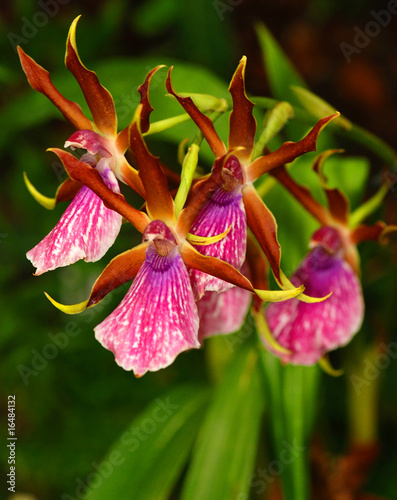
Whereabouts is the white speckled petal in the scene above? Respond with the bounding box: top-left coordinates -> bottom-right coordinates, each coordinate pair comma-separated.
27,164 -> 122,274
197,284 -> 251,341
264,247 -> 364,365
94,246 -> 200,376
189,186 -> 247,299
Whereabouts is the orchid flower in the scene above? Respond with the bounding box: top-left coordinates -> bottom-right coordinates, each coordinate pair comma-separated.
260,150 -> 396,365
44,97 -> 304,376
166,56 -> 337,300
18,16 -> 148,273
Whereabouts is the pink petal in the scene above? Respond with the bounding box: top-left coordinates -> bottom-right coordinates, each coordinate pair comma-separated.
95,246 -> 200,376
264,247 -> 364,365
197,285 -> 251,341
65,129 -> 113,157
189,186 -> 247,299
27,165 -> 122,274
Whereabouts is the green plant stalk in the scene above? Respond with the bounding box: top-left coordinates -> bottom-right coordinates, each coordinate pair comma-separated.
349,184 -> 389,228
144,113 -> 191,136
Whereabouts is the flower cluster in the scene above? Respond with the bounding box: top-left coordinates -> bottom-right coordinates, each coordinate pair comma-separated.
19,17 -> 394,376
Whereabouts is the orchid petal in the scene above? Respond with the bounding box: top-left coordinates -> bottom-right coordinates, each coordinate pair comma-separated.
95,246 -> 200,376
27,182 -> 122,274
312,149 -> 350,225
65,16 -> 117,135
44,292 -> 89,314
246,113 -> 339,182
87,243 -> 148,307
65,129 -> 113,156
129,116 -> 175,222
188,187 -> 247,296
264,250 -> 364,365
166,67 -> 226,158
197,285 -> 251,341
49,149 -> 150,233
17,46 -> 93,130
246,235 -> 269,313
228,56 -> 256,162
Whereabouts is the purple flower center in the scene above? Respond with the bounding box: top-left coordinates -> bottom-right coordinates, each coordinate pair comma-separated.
143,220 -> 177,257
221,155 -> 243,191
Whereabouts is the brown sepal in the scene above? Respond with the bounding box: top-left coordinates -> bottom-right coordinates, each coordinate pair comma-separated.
87,243 -> 148,307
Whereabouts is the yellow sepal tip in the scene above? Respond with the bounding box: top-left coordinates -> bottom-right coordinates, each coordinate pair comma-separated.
254,284 -> 305,303
187,224 -> 232,246
44,292 -> 88,315
254,311 -> 292,355
318,355 -> 344,377
23,172 -> 56,210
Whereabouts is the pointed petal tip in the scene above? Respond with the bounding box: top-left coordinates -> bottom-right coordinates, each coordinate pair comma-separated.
23,172 -> 56,210
254,284 -> 305,302
44,292 -> 88,314
318,355 -> 344,377
254,311 -> 292,355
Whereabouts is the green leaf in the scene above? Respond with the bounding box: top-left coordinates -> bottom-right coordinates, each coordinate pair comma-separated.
181,345 -> 265,500
83,384 -> 210,500
255,23 -> 306,105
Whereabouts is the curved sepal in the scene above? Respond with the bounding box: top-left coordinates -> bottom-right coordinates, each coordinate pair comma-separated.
279,270 -> 332,304
48,148 -> 150,233
247,113 -> 339,182
254,310 -> 292,355
318,355 -> 344,377
116,156 -> 146,199
228,56 -> 256,163
270,165 -> 331,226
180,241 -> 304,302
44,292 -> 89,315
23,172 -> 81,209
351,222 -> 397,245
166,67 -> 226,158
17,46 -> 93,130
87,243 -> 148,307
129,114 -> 175,222
138,65 -> 165,133
243,184 -> 282,284
65,16 -> 117,135
187,224 -> 231,246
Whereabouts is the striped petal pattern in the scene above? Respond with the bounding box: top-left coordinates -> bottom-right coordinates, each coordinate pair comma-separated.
95,245 -> 200,376
188,186 -> 247,299
264,246 -> 364,365
27,162 -> 122,274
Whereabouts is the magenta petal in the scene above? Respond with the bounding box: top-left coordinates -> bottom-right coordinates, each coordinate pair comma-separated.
94,246 -> 200,376
189,187 -> 247,299
264,247 -> 364,365
197,285 -> 251,342
27,167 -> 122,274
65,130 -> 113,156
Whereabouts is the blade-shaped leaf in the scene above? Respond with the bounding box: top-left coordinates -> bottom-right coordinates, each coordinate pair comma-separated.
181,345 -> 265,500
84,385 -> 210,500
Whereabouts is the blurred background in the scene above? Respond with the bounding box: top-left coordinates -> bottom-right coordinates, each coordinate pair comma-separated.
1,0 -> 396,498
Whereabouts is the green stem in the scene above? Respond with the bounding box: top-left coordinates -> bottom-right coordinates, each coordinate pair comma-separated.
349,184 -> 389,228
